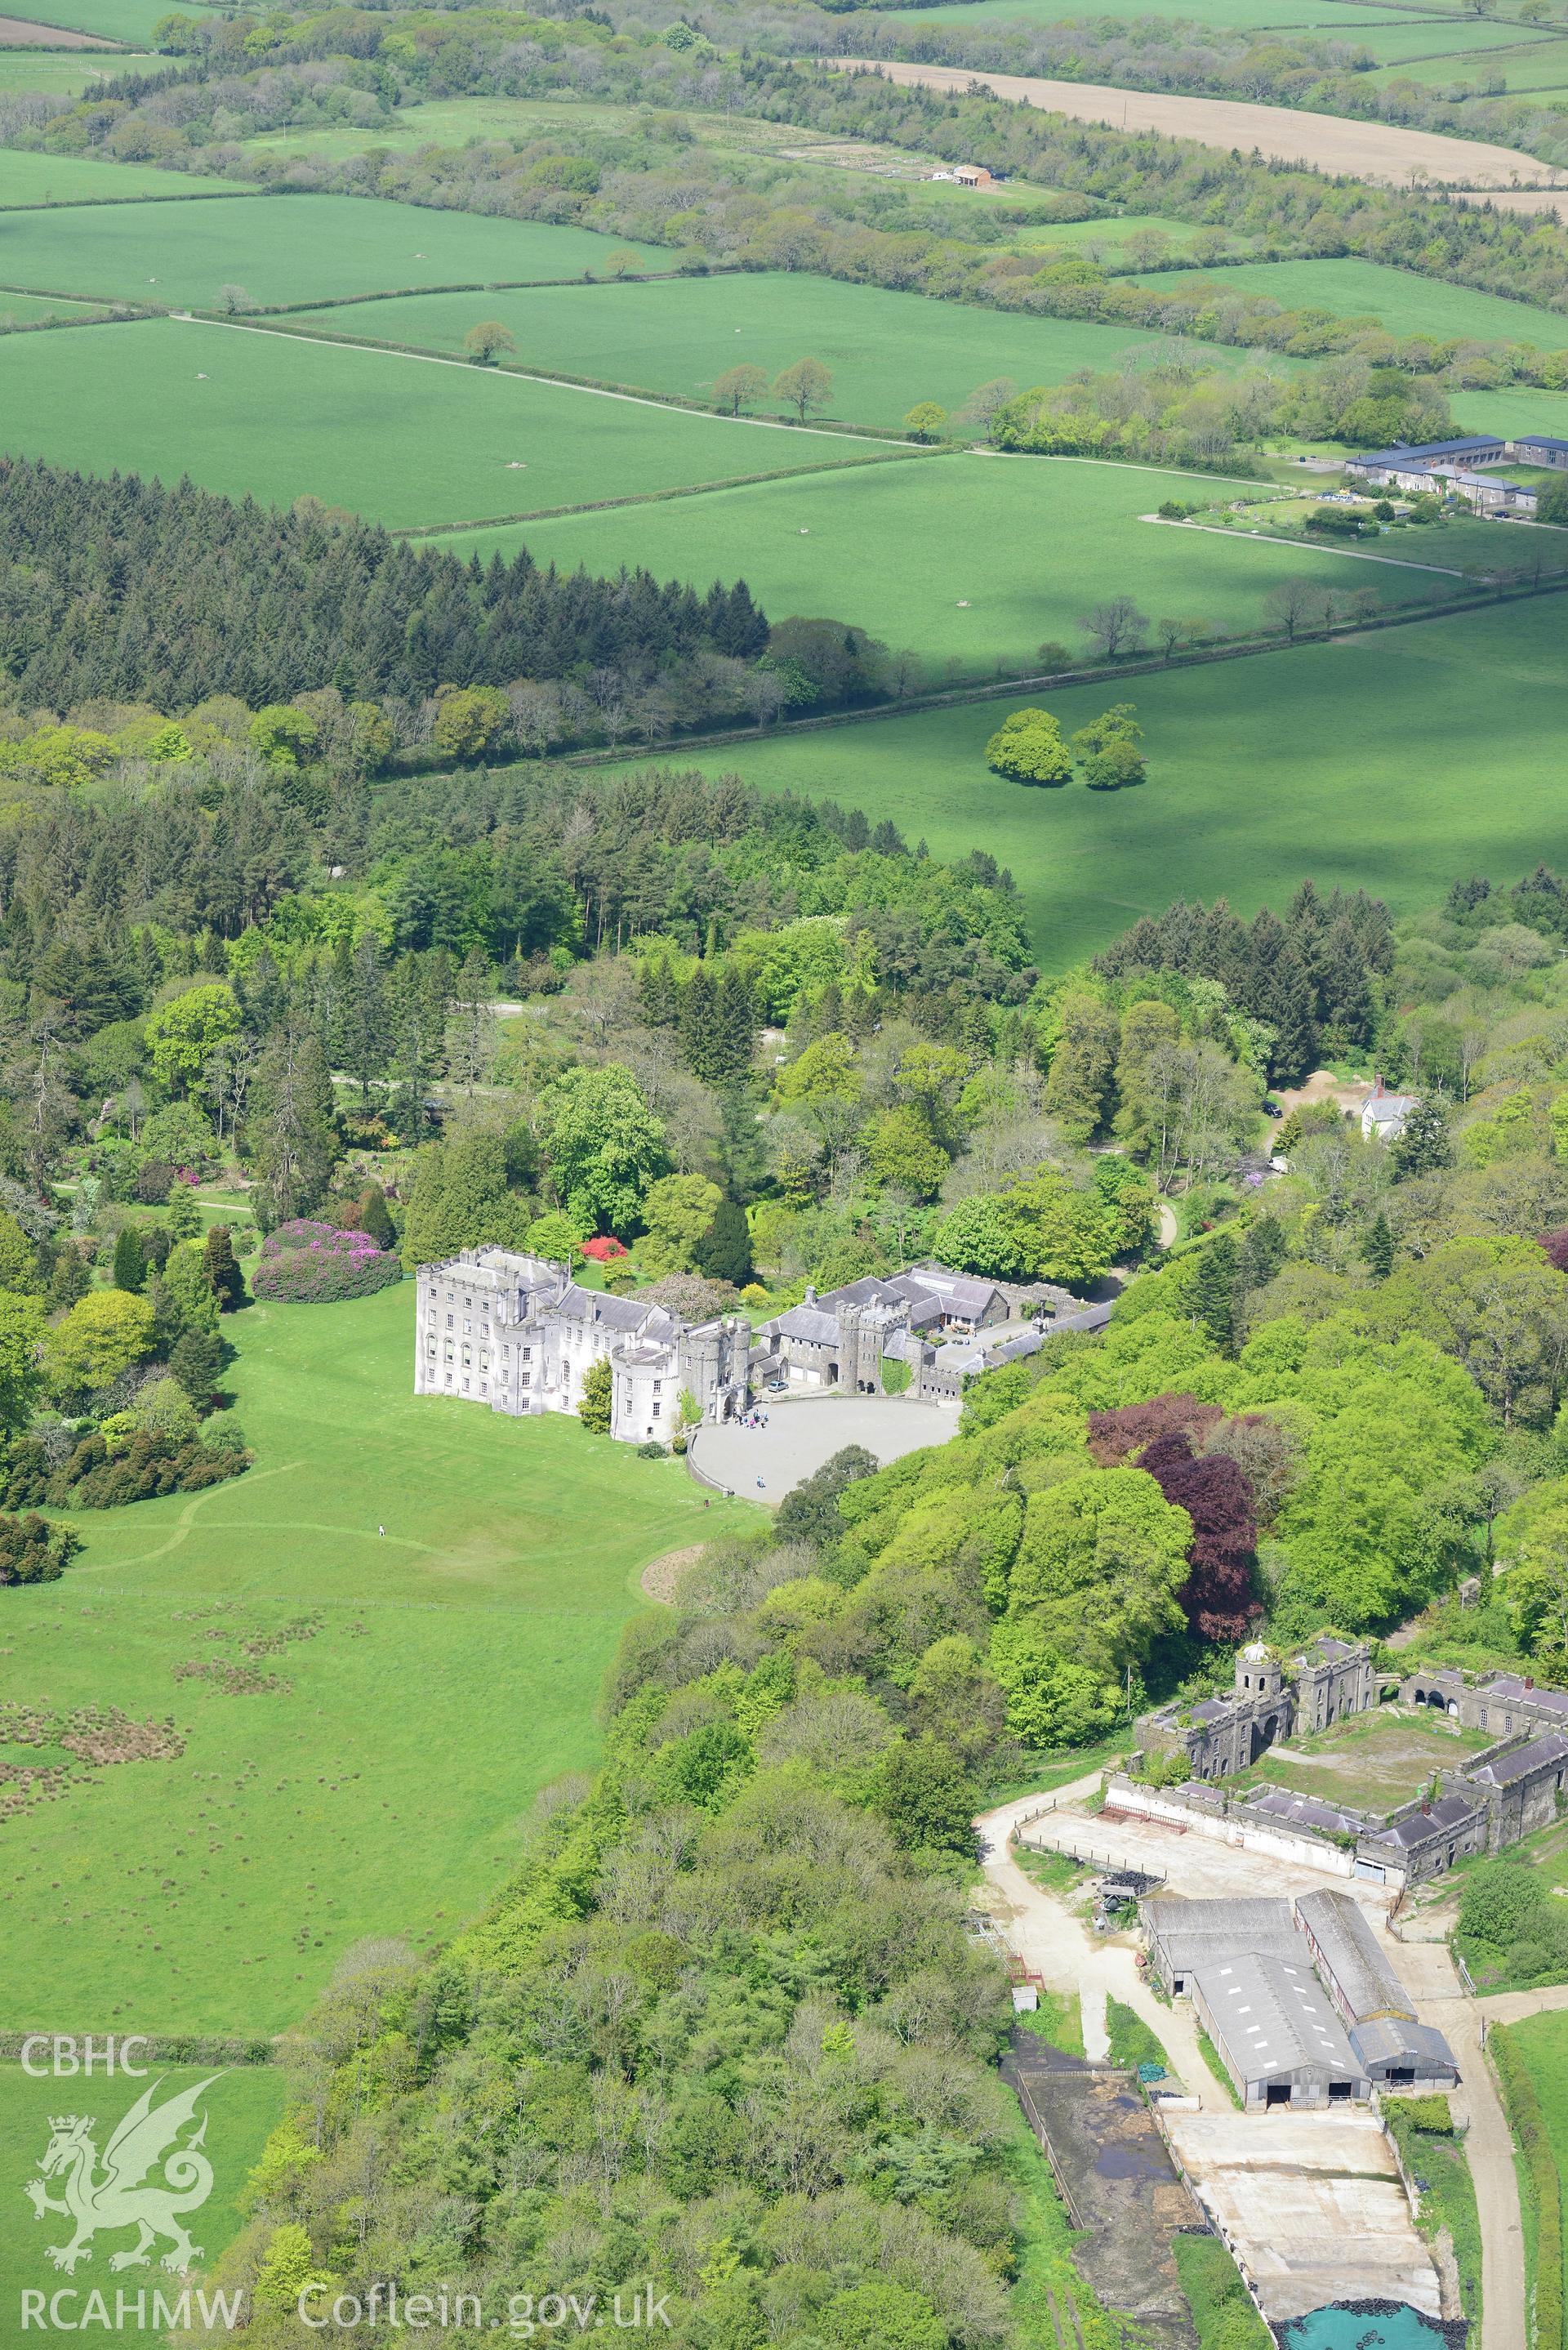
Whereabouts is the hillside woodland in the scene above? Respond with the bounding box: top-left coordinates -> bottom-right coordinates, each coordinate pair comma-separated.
177,849 -> 1568,2340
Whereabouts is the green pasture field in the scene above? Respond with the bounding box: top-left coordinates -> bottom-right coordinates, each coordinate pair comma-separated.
0,0 -> 186,39
0,149 -> 241,207
285,271 -> 1250,434
0,47 -> 155,90
1500,2013 -> 1568,2255
1132,256 -> 1568,349
0,1282 -> 755,2036
870,0 -> 1470,31
1452,385 -> 1568,441
0,288 -> 105,322
0,190 -> 669,311
616,593 -> 1568,969
0,316 -> 891,528
1338,16 -> 1557,61
1459,37 -> 1568,89
449,450 -> 1459,675
1364,32 -> 1568,84
1018,212 -> 1219,253
0,2063 -> 286,2339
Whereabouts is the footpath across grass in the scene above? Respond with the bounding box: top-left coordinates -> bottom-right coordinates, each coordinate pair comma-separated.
0,1282 -> 755,2037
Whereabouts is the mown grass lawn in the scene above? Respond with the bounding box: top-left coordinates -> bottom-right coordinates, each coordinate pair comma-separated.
0,315 -> 883,527
617,593 -> 1568,970
459,449 -> 1458,676
287,270 -> 1254,433
0,2063 -> 286,2340
0,190 -> 668,312
0,1282 -> 755,2038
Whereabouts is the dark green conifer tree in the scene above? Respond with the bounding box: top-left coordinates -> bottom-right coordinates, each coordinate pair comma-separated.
112,1225 -> 145,1293
1362,1211 -> 1394,1278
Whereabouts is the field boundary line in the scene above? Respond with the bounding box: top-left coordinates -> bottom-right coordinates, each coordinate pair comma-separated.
555,570 -> 1568,764
0,188 -> 261,214
1147,513 -> 1470,576
256,265 -> 712,313
171,312 -> 916,447
402,447 -> 947,537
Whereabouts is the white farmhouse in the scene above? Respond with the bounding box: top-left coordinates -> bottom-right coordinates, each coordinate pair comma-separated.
1361,1076 -> 1419,1143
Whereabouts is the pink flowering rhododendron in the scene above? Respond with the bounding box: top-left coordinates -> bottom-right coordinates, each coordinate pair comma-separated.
252,1220 -> 403,1303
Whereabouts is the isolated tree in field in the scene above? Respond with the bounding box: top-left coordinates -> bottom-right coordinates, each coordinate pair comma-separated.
1082,737 -> 1146,790
711,363 -> 767,416
1081,596 -> 1148,661
773,358 -> 832,423
1073,704 -> 1146,789
463,320 -> 516,366
1263,576 -> 1323,643
984,707 -> 1072,786
216,284 -> 254,315
902,402 -> 948,443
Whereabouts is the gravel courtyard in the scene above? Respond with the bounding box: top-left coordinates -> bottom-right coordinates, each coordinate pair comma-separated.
689,1396 -> 957,1498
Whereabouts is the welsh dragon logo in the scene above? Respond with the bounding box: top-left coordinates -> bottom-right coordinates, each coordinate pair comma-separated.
24,2075 -> 220,2275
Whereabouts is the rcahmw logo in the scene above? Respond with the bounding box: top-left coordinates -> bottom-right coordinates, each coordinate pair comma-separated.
23,2074 -> 224,2289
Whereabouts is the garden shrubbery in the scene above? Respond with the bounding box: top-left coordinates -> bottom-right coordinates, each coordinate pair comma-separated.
252,1219 -> 403,1303
2,1428 -> 250,1511
0,1510 -> 82,1585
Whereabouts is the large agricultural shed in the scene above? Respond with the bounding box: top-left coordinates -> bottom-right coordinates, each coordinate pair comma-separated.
1188,1951 -> 1370,2110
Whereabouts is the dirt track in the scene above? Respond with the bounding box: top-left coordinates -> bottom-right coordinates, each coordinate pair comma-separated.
829,59 -> 1567,190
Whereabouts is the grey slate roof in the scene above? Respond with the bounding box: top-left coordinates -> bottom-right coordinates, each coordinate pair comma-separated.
1349,2016 -> 1459,2077
896,1264 -> 1004,1317
1247,1786 -> 1369,1839
1480,1674 -> 1568,1721
765,1305 -> 842,1345
1296,1889 -> 1414,2023
1348,436 -> 1505,467
1370,1793 -> 1482,1849
1468,1728 -> 1568,1788
1192,1949 -> 1363,2087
